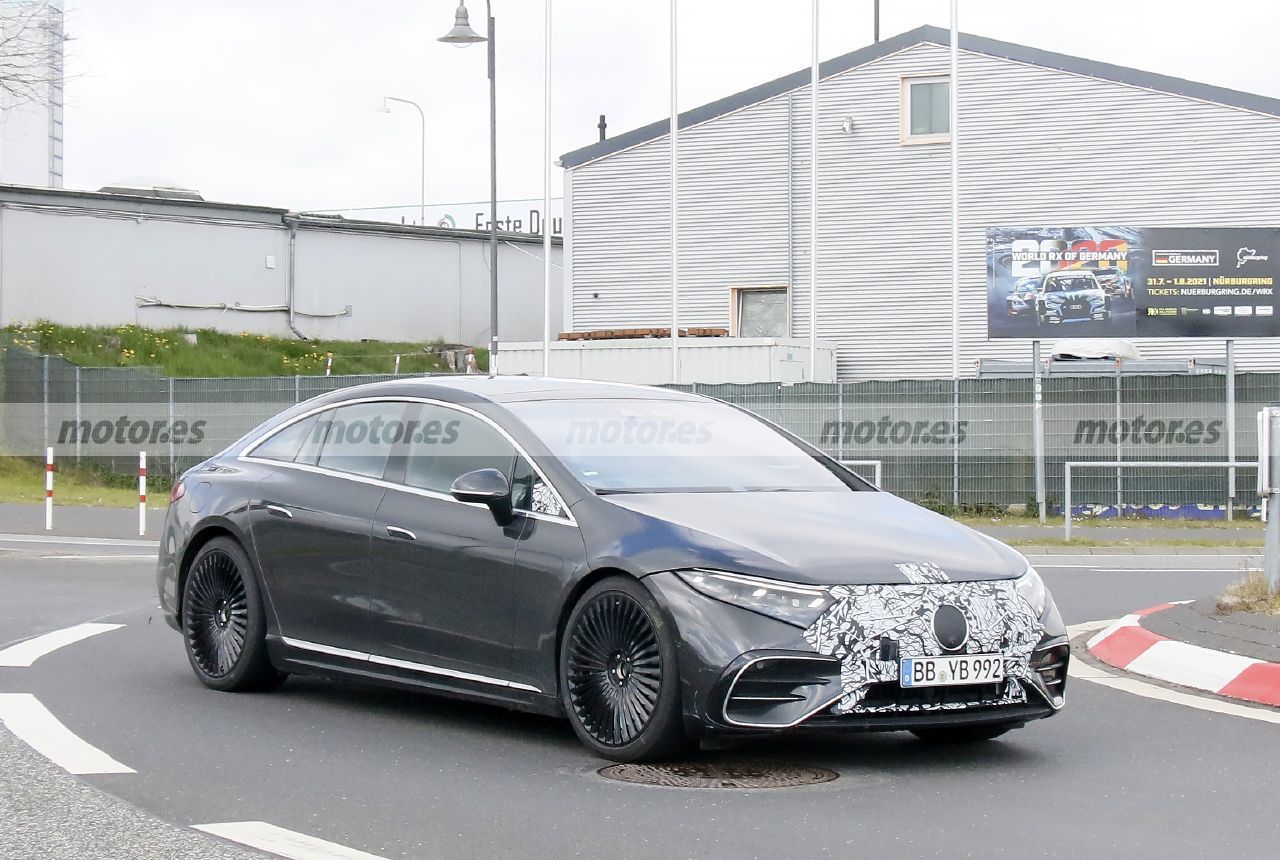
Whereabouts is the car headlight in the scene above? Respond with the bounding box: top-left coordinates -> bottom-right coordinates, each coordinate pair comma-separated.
1044,295 -> 1065,306
1015,565 -> 1048,617
675,569 -> 834,627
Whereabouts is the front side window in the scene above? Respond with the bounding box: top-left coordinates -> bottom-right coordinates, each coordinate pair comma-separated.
735,288 -> 788,337
313,401 -> 406,479
902,76 -> 949,143
402,405 -> 516,495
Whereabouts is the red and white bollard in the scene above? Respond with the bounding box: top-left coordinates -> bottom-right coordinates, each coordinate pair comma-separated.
138,451 -> 147,536
45,447 -> 54,531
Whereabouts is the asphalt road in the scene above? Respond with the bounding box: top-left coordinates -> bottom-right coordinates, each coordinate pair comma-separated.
1,539 -> 1278,859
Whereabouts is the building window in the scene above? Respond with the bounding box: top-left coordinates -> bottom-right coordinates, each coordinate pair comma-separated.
732,287 -> 789,338
901,75 -> 950,144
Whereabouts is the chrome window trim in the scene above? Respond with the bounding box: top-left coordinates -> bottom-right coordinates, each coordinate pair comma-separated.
280,636 -> 542,694
238,395 -> 577,527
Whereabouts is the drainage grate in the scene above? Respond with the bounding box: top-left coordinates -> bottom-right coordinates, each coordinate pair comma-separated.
597,761 -> 838,789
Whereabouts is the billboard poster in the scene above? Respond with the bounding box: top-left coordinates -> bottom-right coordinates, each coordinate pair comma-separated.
986,227 -> 1280,338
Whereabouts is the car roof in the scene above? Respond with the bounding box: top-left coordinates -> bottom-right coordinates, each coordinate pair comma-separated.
315,375 -> 704,406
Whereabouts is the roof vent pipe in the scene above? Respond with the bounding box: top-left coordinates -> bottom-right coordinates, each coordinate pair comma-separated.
598,114 -> 607,141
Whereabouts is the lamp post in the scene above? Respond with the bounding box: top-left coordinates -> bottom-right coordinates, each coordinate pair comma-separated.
439,1 -> 498,376
377,96 -> 426,227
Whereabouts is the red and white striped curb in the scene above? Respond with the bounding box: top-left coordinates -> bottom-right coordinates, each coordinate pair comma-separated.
1087,602 -> 1280,708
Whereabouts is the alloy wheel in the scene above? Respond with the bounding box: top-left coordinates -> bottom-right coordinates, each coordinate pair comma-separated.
184,548 -> 250,678
565,592 -> 663,747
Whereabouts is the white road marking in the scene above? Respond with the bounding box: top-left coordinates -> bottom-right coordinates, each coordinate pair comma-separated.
1036,565 -> 1245,572
1026,553 -> 1259,559
0,533 -> 159,548
193,822 -> 389,860
1089,568 -> 1245,574
0,623 -> 125,667
0,693 -> 135,774
1067,660 -> 1280,725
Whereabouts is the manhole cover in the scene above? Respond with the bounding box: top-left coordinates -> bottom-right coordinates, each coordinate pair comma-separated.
597,761 -> 838,789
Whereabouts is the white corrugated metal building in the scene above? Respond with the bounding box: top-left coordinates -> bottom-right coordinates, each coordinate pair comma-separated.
557,26 -> 1280,381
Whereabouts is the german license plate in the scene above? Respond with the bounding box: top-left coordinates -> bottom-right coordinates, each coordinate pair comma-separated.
900,654 -> 1004,688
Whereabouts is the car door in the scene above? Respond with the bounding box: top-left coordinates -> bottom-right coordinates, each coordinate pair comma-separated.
369,402 -> 523,683
507,453 -> 587,695
247,400 -> 407,653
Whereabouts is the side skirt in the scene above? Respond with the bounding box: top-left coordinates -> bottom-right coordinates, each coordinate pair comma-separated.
265,636 -> 562,718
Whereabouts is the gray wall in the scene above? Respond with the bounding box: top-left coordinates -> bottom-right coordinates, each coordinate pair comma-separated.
0,187 -> 562,345
565,41 -> 1280,380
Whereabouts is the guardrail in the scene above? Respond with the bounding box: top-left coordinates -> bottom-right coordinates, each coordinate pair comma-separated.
1063,460 -> 1256,541
840,459 -> 883,487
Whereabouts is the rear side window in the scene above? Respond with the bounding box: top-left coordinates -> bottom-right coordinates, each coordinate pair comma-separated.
314,402 -> 407,480
251,414 -> 318,463
403,405 -> 515,494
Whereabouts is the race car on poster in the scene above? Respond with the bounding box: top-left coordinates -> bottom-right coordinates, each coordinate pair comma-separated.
1092,267 -> 1134,299
1035,270 -> 1111,325
1005,277 -> 1040,317
157,377 -> 1068,762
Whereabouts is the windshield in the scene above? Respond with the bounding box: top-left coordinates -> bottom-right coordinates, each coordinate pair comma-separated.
508,398 -> 852,493
1043,275 -> 1096,292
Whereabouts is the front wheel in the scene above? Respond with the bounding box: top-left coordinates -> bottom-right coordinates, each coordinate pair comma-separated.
911,723 -> 1015,744
181,536 -> 285,692
560,577 -> 688,762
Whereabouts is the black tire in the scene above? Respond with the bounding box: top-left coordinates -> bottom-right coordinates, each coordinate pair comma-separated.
560,576 -> 688,762
181,536 -> 285,693
910,723 -> 1015,744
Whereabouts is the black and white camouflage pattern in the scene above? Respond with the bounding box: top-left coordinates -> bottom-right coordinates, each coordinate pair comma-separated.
803,565 -> 1044,714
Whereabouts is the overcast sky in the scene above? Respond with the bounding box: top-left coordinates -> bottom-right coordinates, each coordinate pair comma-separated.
60,0 -> 1280,216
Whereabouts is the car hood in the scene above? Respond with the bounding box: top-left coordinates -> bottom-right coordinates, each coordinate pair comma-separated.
595,491 -> 1027,586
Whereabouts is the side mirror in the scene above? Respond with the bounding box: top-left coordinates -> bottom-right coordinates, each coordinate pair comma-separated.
451,468 -> 513,524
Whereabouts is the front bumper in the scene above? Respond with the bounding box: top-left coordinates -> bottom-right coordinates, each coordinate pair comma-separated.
645,572 -> 1068,737
1042,302 -> 1108,322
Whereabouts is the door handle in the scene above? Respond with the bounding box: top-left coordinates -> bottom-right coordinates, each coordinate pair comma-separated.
385,525 -> 417,541
264,503 -> 293,519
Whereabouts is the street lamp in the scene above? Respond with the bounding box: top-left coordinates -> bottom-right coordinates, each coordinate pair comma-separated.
439,1 -> 499,376
377,96 -> 426,227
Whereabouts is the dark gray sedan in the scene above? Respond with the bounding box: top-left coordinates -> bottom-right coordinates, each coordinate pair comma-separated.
158,377 -> 1067,762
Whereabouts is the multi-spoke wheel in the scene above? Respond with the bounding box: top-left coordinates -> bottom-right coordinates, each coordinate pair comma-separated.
561,577 -> 686,762
181,536 -> 284,692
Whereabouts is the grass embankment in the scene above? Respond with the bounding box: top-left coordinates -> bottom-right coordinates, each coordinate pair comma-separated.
1218,571 -> 1280,616
1004,537 -> 1262,548
3,321 -> 489,377
0,456 -> 170,508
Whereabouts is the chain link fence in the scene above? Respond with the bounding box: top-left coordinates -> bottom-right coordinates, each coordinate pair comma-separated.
2,345 -> 1274,514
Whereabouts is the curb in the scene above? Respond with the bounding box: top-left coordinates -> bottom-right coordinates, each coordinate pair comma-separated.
1087,603 -> 1280,708
1016,545 -> 1262,555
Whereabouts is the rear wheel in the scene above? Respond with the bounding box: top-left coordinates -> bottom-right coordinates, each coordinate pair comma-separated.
560,577 -> 687,762
910,723 -> 1015,744
181,536 -> 285,692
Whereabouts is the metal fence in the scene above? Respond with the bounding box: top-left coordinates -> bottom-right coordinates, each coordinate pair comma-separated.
2,345 -> 1276,514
